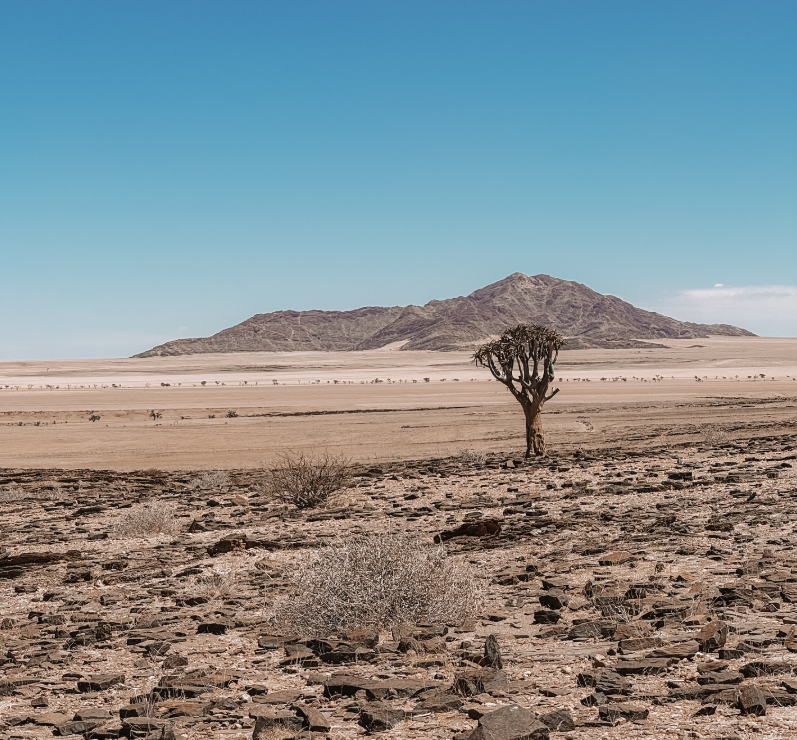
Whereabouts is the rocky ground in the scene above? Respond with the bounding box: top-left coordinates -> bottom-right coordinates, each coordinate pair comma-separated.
2,433 -> 797,740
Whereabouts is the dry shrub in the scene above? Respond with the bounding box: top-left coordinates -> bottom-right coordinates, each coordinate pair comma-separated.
458,449 -> 486,466
0,485 -> 63,503
0,486 -> 26,503
274,533 -> 482,636
189,565 -> 237,602
117,499 -> 180,537
700,425 -> 727,446
258,451 -> 351,509
189,470 -> 230,492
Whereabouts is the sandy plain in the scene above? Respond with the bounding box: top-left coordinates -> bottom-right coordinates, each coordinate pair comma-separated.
0,338 -> 795,470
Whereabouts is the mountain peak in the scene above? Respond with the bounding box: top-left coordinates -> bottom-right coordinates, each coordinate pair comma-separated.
134,274 -> 754,357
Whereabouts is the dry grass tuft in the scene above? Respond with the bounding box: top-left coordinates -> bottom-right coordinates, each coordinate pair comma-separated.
189,470 -> 231,492
458,448 -> 486,466
189,565 -> 238,602
116,499 -> 180,537
700,424 -> 728,446
274,533 -> 482,636
257,451 -> 351,509
0,486 -> 27,503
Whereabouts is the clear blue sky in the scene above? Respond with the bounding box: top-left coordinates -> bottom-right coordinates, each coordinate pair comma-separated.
1,1 -> 795,359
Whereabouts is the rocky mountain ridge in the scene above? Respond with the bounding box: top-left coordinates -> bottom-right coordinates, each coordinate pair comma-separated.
135,273 -> 753,356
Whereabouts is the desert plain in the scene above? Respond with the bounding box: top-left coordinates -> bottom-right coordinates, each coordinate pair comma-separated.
1,336 -> 797,740
1,337 -> 796,470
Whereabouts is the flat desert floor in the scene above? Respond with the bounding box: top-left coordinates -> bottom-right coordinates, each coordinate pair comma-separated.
0,337 -> 795,470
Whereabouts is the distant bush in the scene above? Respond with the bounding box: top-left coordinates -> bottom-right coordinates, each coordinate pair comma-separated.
226,410 -> 239,418
116,499 -> 180,537
258,451 -> 351,509
189,470 -> 231,492
458,448 -> 486,466
274,533 -> 482,636
700,425 -> 727,446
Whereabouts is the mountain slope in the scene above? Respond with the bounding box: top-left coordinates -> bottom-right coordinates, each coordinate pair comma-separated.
135,273 -> 753,356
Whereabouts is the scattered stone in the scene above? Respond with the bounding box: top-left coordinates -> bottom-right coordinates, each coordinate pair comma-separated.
77,674 -> 125,692
434,519 -> 502,543
539,708 -> 575,732
359,704 -> 406,731
467,704 -> 549,740
737,685 -> 767,716
483,634 -> 503,669
599,703 -> 649,723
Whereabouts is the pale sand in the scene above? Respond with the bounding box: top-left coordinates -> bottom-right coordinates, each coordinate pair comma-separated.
0,337 -> 794,469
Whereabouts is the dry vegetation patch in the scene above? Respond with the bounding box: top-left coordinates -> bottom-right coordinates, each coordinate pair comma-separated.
115,499 -> 181,537
274,533 -> 482,636
256,450 -> 352,509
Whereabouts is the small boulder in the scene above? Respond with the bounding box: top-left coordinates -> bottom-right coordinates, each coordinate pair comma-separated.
468,705 -> 549,740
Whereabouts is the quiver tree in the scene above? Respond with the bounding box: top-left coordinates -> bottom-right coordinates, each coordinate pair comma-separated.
474,324 -> 563,457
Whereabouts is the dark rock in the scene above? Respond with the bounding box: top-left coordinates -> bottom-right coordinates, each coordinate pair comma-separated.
696,671 -> 743,685
77,674 -> 125,692
73,707 -> 112,721
615,658 -> 672,675
538,591 -> 569,610
539,708 -> 575,732
598,551 -> 632,566
567,620 -> 615,640
359,704 -> 406,731
697,621 -> 728,652
599,703 -> 649,723
54,721 -> 104,736
740,661 -> 792,678
576,670 -> 631,696
467,704 -> 549,740
455,669 -> 509,697
364,679 -> 440,701
415,686 -> 463,712
647,640 -> 700,660
533,610 -> 561,625
121,716 -> 175,738
484,634 -> 503,669
251,689 -> 303,705
581,692 -> 608,706
737,685 -> 767,716
434,519 -> 502,543
252,710 -> 304,737
323,675 -> 371,698
197,621 -> 229,635
295,704 -> 331,732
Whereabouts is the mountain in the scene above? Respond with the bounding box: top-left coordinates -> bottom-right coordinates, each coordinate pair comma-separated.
134,273 -> 754,356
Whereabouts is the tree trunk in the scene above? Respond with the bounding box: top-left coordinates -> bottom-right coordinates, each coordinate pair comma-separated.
523,404 -> 546,457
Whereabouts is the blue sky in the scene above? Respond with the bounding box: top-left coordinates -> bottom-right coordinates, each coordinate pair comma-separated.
1,1 -> 795,359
